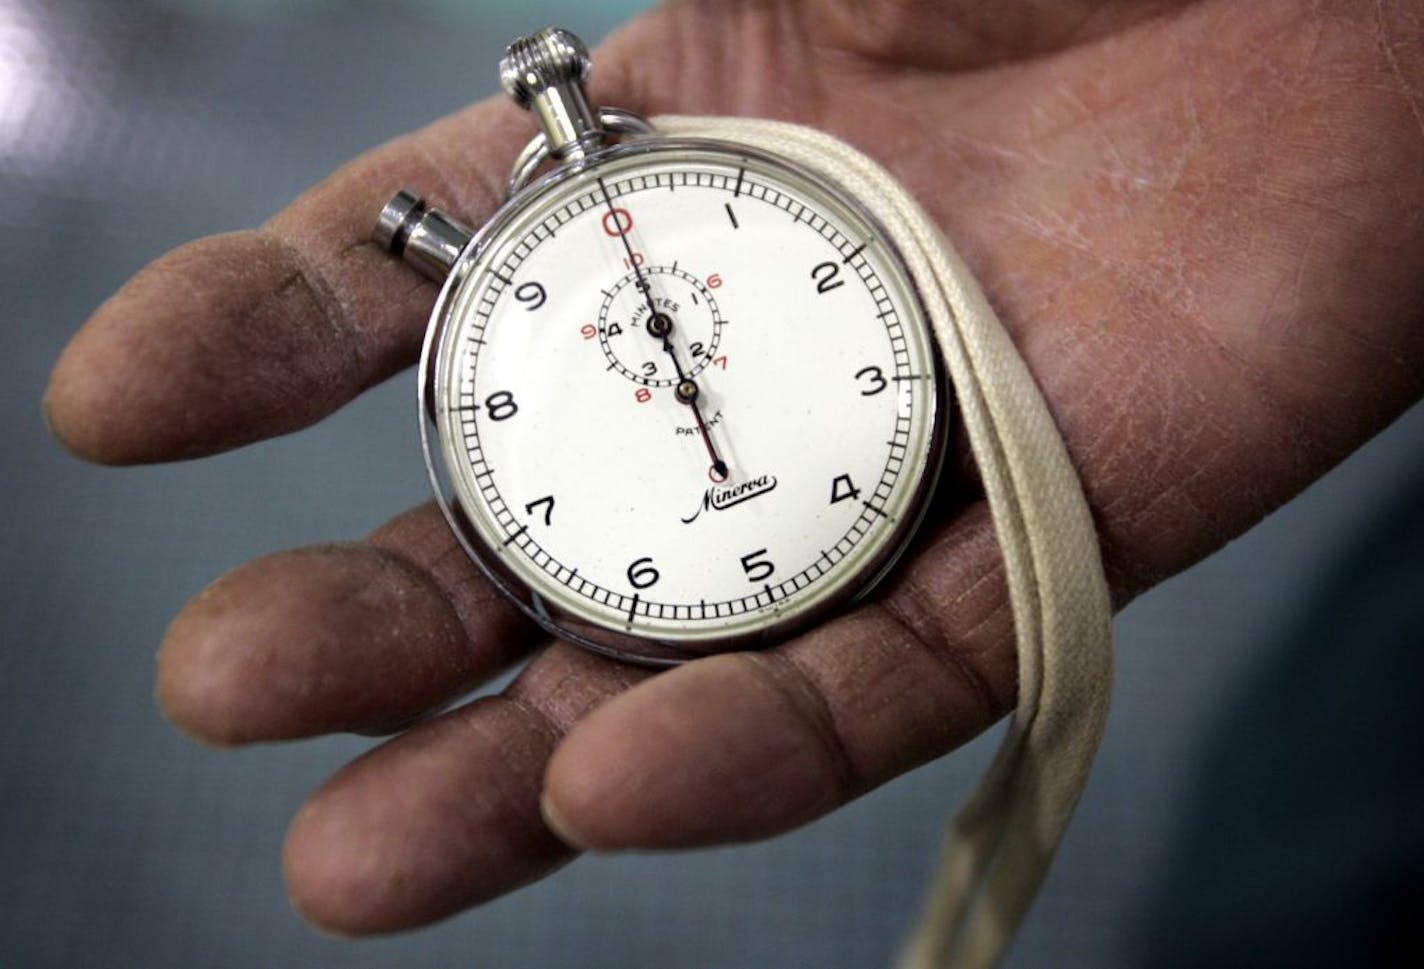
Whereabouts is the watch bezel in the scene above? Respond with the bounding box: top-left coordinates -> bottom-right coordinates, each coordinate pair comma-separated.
416,135 -> 950,666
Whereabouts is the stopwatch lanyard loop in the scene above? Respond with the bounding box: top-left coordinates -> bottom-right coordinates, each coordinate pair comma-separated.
653,116 -> 1114,969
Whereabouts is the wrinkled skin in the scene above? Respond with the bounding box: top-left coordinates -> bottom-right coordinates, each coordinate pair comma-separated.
44,0 -> 1424,936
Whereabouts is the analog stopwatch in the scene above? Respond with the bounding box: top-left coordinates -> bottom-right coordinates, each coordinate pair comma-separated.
374,28 -> 948,665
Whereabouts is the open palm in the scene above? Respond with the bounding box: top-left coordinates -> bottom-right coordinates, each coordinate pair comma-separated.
45,0 -> 1424,934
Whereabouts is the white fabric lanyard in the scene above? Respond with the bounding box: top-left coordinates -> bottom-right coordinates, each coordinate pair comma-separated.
656,116 -> 1115,969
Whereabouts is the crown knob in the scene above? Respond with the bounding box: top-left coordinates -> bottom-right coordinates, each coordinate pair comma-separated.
499,28 -> 602,160
500,28 -> 590,105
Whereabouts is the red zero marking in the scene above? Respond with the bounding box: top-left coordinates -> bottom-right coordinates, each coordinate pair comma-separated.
580,324 -> 597,340
712,355 -> 728,370
635,388 -> 652,403
602,207 -> 633,236
706,273 -> 723,289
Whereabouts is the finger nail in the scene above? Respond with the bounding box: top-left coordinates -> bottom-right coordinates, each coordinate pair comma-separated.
539,791 -> 592,852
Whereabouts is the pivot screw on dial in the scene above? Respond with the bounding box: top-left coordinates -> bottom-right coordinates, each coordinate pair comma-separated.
647,312 -> 673,339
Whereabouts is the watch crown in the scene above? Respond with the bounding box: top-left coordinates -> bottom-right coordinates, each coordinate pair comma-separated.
500,28 -> 591,107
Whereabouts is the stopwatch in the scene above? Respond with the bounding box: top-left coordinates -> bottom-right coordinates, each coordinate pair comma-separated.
374,28 -> 948,665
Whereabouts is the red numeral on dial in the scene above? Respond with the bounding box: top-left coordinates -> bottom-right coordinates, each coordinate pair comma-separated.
602,207 -> 633,236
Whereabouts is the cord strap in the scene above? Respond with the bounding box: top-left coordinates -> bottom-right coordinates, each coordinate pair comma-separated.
654,116 -> 1114,969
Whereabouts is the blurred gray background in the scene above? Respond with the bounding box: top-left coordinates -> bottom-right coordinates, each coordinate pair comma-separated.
3,1 -> 1420,967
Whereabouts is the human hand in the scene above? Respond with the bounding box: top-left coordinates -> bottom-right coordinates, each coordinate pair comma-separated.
43,0 -> 1424,934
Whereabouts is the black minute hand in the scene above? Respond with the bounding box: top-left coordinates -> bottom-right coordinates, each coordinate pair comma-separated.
597,177 -> 729,482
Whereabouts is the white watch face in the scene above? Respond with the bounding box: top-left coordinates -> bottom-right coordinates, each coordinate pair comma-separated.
425,141 -> 945,662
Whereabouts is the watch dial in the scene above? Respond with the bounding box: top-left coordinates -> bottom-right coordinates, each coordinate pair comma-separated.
427,142 -> 944,661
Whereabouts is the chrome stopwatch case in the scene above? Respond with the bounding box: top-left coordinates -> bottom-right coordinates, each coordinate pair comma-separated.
374,28 -> 948,665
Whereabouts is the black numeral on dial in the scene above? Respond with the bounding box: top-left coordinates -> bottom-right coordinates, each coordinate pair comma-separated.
524,495 -> 554,526
485,390 -> 519,421
515,281 -> 547,310
854,365 -> 887,396
740,549 -> 776,582
627,557 -> 661,589
830,474 -> 861,505
811,261 -> 845,294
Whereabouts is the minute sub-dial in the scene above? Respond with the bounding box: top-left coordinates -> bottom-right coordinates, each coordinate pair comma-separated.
596,264 -> 723,387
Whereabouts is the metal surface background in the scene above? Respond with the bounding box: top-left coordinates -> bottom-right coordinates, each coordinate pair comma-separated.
3,2 -> 1421,966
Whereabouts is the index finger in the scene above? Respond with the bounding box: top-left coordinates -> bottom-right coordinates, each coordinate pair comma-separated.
44,96 -> 527,464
